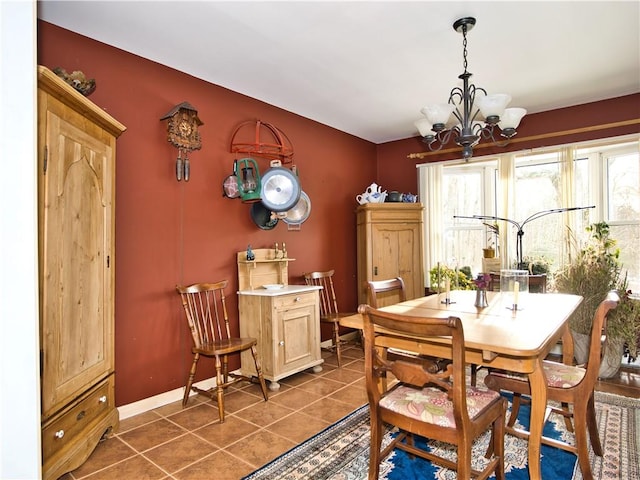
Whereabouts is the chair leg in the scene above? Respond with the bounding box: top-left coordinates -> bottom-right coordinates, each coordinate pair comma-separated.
368,414 -> 383,480
561,401 -> 574,432
214,355 -> 226,423
494,400 -> 506,480
573,401 -> 594,480
470,364 -> 478,386
457,441 -> 472,479
507,393 -> 523,427
586,394 -> 603,456
332,322 -> 342,367
182,353 -> 199,407
250,345 -> 269,401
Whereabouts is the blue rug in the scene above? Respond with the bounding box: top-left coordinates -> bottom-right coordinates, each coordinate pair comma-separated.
243,391 -> 639,480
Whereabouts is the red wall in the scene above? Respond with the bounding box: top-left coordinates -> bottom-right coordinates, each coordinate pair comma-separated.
38,21 -> 639,407
38,22 -> 377,406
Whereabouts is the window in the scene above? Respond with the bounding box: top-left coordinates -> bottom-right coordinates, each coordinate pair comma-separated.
419,135 -> 640,293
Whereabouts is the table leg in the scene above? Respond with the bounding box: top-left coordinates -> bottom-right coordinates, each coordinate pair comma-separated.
527,358 -> 547,480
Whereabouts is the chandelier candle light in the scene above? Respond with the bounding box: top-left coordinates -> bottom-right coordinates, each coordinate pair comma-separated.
415,17 -> 527,160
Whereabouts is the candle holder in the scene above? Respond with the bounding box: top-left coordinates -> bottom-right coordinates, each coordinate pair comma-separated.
501,269 -> 528,310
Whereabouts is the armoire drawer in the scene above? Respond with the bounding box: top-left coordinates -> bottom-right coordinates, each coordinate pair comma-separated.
272,292 -> 316,310
42,376 -> 114,460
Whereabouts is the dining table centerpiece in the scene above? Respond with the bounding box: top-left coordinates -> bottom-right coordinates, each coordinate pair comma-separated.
473,273 -> 492,308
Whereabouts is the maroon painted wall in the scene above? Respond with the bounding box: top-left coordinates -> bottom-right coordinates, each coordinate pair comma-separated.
38,21 -> 639,407
38,21 -> 377,406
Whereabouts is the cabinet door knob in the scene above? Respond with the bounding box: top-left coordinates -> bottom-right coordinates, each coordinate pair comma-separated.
54,430 -> 65,439
295,297 -> 301,302
279,340 -> 285,346
99,395 -> 107,403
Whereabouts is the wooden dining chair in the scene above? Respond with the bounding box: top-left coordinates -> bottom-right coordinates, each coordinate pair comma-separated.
367,277 -> 447,375
366,277 -> 407,308
303,269 -> 351,367
360,304 -> 507,480
176,280 -> 269,423
484,290 -> 619,480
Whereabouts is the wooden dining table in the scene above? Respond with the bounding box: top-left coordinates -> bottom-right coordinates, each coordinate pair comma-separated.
340,289 -> 583,480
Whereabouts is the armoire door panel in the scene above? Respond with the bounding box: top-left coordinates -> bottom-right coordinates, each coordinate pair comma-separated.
41,110 -> 114,417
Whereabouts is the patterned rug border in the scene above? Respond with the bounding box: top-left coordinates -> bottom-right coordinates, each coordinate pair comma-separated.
243,392 -> 639,480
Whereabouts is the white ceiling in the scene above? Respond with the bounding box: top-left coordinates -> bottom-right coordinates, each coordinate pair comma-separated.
37,1 -> 640,144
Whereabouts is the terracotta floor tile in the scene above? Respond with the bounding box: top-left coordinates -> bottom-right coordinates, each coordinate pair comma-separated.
295,376 -> 345,396
118,411 -> 163,433
165,402 -> 219,430
343,358 -> 365,373
153,398 -> 194,417
172,450 -> 254,480
143,433 -> 217,474
236,381 -> 270,398
75,455 -> 166,480
192,416 -> 259,448
69,437 -> 136,478
266,411 -> 331,443
220,389 -> 265,414
118,418 -> 187,452
224,429 -> 297,468
321,366 -> 365,384
328,384 -> 369,408
278,371 -> 317,387
233,399 -> 295,427
268,385 -> 323,410
299,397 -> 357,424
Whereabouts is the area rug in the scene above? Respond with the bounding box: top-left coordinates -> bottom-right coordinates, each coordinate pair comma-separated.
243,391 -> 639,480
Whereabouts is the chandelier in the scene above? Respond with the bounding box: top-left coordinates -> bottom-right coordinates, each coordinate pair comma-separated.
415,17 -> 526,160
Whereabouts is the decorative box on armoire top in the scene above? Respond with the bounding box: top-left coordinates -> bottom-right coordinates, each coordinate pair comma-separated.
38,66 -> 126,480
356,203 -> 425,306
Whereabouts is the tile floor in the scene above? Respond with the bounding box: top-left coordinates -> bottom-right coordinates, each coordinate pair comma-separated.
59,342 -> 640,480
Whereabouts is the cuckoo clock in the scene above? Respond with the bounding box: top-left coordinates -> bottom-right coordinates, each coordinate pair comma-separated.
160,102 -> 203,181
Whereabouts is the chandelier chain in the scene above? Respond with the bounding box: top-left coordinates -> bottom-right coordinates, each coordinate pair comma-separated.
462,25 -> 468,74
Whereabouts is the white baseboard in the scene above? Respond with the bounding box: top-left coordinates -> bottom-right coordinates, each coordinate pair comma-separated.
117,377 -> 217,420
117,332 -> 359,420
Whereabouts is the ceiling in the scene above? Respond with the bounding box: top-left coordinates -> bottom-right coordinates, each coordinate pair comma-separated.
37,1 -> 640,144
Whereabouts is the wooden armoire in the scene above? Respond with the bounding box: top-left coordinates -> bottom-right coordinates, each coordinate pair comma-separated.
37,66 -> 126,480
356,203 -> 425,305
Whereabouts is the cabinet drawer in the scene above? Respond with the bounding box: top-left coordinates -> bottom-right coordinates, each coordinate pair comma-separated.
272,292 -> 316,310
42,377 -> 114,460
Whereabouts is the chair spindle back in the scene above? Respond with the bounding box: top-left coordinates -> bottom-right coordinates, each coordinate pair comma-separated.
177,281 -> 231,349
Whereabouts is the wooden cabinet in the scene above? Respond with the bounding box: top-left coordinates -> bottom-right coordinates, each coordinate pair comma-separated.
356,203 -> 425,305
236,248 -> 323,390
238,286 -> 323,390
37,66 -> 125,480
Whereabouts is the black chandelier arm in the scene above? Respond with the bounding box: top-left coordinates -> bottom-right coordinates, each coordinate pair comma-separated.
416,17 -> 526,161
426,129 -> 457,152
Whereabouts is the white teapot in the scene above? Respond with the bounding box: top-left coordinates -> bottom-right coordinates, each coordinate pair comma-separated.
356,193 -> 369,204
368,190 -> 388,203
366,183 -> 382,195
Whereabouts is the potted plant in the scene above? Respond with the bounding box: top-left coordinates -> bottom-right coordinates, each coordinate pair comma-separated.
429,265 -> 473,292
521,255 -> 552,275
554,222 -> 640,377
483,222 -> 499,258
